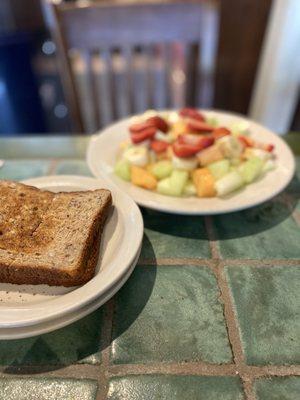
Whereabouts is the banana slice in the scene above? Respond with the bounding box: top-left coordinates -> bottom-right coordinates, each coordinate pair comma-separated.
134,139 -> 151,148
244,148 -> 271,162
230,121 -> 250,136
123,146 -> 148,167
167,111 -> 180,124
172,155 -> 198,171
218,136 -> 243,159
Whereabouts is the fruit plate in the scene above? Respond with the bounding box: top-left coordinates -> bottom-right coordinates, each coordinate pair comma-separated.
87,110 -> 295,215
0,175 -> 143,328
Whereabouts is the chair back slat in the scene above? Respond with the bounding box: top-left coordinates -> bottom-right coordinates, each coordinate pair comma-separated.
60,2 -> 206,48
84,50 -> 101,130
120,45 -> 134,116
43,0 -> 219,132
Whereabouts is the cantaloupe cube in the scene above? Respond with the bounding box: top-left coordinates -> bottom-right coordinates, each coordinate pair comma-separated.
131,166 -> 157,190
192,168 -> 216,197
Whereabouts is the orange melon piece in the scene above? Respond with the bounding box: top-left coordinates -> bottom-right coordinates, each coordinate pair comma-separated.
192,168 -> 216,197
131,166 -> 157,190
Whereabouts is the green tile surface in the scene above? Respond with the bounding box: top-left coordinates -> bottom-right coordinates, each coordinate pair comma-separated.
107,375 -> 244,400
0,378 -> 98,400
254,376 -> 300,400
141,209 -> 210,259
111,266 -> 232,364
287,157 -> 300,195
213,198 -> 300,259
0,160 -> 50,181
285,132 -> 300,155
0,136 -> 298,394
54,160 -> 92,176
0,136 -> 88,159
0,309 -> 103,366
225,265 -> 300,365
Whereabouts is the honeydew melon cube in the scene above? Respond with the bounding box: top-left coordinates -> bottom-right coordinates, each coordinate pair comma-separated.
208,159 -> 230,180
114,159 -> 131,181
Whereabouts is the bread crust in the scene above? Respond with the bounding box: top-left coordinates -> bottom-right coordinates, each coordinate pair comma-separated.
0,180 -> 112,286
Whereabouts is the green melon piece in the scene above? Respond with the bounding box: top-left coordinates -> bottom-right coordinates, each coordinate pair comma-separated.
208,159 -> 230,180
183,180 -> 197,196
239,157 -> 264,183
151,160 -> 173,180
114,159 -> 131,181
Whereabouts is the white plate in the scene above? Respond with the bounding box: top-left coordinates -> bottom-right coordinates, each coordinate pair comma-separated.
0,248 -> 140,340
87,110 -> 295,215
0,175 -> 143,328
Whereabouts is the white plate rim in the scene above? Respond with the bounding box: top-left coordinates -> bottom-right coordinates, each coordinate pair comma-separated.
87,109 -> 295,215
0,247 -> 141,340
0,175 -> 143,327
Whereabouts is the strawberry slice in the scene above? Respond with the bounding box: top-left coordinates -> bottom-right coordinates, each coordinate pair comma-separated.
187,119 -> 214,133
213,127 -> 231,140
173,136 -> 214,158
178,134 -> 215,147
129,121 -> 155,134
173,142 -> 200,158
198,136 -> 215,150
238,135 -> 254,148
179,108 -> 205,122
147,116 -> 169,133
130,127 -> 156,144
151,140 -> 169,153
265,144 -> 275,152
256,142 -> 275,152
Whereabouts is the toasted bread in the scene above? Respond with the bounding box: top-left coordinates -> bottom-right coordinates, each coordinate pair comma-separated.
0,180 -> 112,286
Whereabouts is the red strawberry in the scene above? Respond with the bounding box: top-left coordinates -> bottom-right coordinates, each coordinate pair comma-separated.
173,136 -> 214,158
187,119 -> 214,133
179,108 -> 205,122
151,140 -> 169,153
146,116 -> 169,133
238,135 -> 254,148
213,127 -> 231,140
129,121 -> 156,134
130,127 -> 156,143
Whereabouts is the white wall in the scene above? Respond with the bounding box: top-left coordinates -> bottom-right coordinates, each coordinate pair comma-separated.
249,0 -> 300,134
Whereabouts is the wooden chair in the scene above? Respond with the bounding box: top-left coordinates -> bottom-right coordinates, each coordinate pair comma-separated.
43,0 -> 219,133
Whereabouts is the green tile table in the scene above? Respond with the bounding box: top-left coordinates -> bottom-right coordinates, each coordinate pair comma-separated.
0,135 -> 299,400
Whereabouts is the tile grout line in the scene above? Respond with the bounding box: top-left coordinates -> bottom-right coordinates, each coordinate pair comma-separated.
108,362 -> 237,377
1,362 -> 299,380
96,298 -> 115,400
137,258 -> 300,267
212,262 -> 257,399
247,364 -> 300,377
137,258 -> 215,267
203,216 -> 256,400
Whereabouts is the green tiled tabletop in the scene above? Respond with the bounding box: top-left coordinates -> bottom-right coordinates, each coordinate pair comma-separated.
0,135 -> 299,400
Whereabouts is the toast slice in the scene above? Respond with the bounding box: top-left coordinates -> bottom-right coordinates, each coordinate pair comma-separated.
0,180 -> 112,286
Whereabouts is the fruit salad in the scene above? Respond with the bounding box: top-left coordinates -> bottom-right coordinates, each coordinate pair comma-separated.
114,108 -> 276,198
